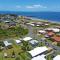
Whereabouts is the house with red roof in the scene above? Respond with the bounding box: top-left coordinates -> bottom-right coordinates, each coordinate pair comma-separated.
51,35 -> 60,42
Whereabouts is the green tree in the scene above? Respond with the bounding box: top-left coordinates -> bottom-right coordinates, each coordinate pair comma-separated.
15,57 -> 20,60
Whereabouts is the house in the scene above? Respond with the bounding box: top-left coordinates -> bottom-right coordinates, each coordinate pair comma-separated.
4,53 -> 8,58
15,40 -> 21,44
38,30 -> 46,34
26,22 -> 35,26
45,28 -> 53,32
46,31 -> 55,37
45,34 -> 50,38
51,35 -> 60,42
31,55 -> 46,60
23,37 -> 32,41
53,55 -> 60,60
52,28 -> 60,33
36,22 -> 43,26
44,23 -> 49,26
29,40 -> 38,46
45,28 -> 60,33
4,20 -> 10,23
28,46 -> 48,57
7,22 -> 16,27
3,41 -> 12,48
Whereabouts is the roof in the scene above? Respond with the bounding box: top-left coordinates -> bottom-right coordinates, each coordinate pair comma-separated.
47,31 -> 54,36
23,37 -> 32,41
46,28 -> 60,32
51,35 -> 60,42
53,55 -> 60,60
15,40 -> 21,44
3,41 -> 12,46
52,28 -> 60,32
38,30 -> 46,34
4,53 -> 7,57
29,40 -> 38,45
31,55 -> 46,60
28,46 -> 48,57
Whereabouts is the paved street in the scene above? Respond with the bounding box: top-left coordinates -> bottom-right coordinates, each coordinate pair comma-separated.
24,24 -> 60,52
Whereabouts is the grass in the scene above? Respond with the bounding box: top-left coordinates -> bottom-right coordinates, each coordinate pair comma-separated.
46,54 -> 53,60
0,26 -> 28,40
0,40 -> 31,60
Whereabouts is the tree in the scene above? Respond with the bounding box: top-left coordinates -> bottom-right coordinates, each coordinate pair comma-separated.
12,50 -> 15,58
21,41 -> 31,51
15,57 -> 20,60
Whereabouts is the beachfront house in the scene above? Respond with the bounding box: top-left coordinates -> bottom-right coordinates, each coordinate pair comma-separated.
53,55 -> 60,60
3,41 -> 12,48
23,37 -> 32,41
28,46 -> 48,57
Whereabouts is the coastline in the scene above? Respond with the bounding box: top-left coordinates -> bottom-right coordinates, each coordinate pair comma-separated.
25,16 -> 60,24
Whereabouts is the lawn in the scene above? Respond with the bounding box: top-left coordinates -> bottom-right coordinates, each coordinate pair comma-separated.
0,39 -> 32,60
0,26 -> 28,40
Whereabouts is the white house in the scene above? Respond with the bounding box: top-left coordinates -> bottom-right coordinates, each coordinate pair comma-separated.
26,23 -> 35,26
38,30 -> 46,34
29,40 -> 38,45
53,55 -> 60,60
15,40 -> 21,44
52,28 -> 60,32
45,28 -> 60,32
28,46 -> 48,57
31,55 -> 46,60
4,53 -> 8,57
44,23 -> 49,26
23,37 -> 32,41
3,41 -> 12,47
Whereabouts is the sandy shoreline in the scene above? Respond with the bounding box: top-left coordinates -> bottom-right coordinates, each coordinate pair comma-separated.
26,16 -> 60,24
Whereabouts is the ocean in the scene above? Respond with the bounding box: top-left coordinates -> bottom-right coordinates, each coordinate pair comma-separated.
0,11 -> 60,22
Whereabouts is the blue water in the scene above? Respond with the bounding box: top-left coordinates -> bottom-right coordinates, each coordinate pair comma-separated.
0,11 -> 60,22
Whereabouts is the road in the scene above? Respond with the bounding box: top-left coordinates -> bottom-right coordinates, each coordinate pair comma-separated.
24,24 -> 60,52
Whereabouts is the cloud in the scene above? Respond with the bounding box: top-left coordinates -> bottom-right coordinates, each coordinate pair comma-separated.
16,5 -> 21,8
26,6 -> 34,8
26,4 -> 47,9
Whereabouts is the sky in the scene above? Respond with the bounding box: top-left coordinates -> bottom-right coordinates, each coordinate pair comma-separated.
0,0 -> 60,12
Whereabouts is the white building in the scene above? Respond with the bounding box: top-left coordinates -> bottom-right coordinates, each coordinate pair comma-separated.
15,40 -> 21,44
52,28 -> 60,32
23,37 -> 32,41
28,46 -> 48,57
53,55 -> 60,60
38,30 -> 46,34
4,53 -> 8,57
31,55 -> 46,60
3,41 -> 12,47
29,40 -> 38,45
46,28 -> 60,32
